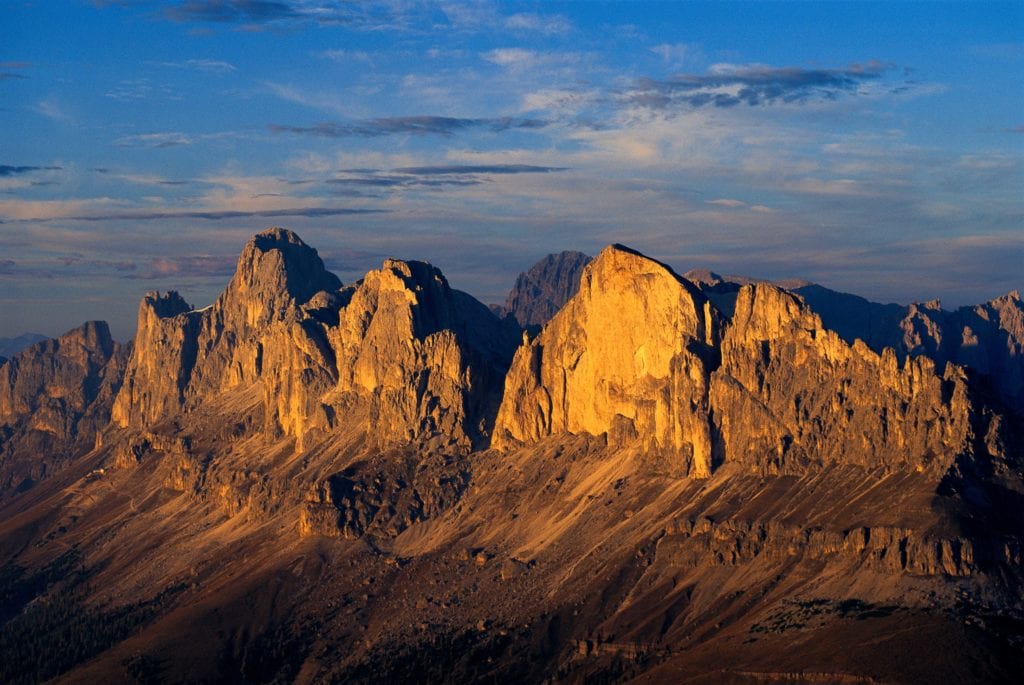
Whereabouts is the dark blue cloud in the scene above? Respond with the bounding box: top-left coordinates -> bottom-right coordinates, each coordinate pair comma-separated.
18,207 -> 386,223
163,0 -> 298,24
0,165 -> 61,177
161,0 -> 414,30
269,116 -> 547,138
628,62 -> 893,109
393,164 -> 568,175
325,176 -> 481,189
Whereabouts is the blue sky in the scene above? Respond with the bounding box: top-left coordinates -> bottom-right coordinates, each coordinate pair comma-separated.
1,1 -> 1022,339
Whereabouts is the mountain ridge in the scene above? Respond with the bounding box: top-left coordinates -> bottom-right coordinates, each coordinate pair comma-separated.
0,228 -> 1022,683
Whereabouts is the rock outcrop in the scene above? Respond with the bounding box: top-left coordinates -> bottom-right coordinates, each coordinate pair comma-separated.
494,245 -> 722,476
502,250 -> 592,328
792,285 -> 1024,412
0,321 -> 127,495
710,284 -> 976,475
113,228 -> 517,451
495,248 -> 1000,481
112,227 -> 342,431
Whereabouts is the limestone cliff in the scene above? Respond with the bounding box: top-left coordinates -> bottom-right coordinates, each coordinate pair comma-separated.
321,258 -> 516,448
112,227 -> 341,430
113,228 -> 516,451
900,292 -> 1024,412
0,321 -> 127,495
493,245 -> 722,476
502,250 -> 592,328
710,284 -> 976,475
791,285 -> 1024,413
495,247 -> 996,481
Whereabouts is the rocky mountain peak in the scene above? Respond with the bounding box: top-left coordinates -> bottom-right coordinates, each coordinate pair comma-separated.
3,229 -> 1024,684
494,243 -> 722,475
0,321 -> 127,496
226,227 -> 342,323
729,281 -> 820,340
113,232 -> 517,450
142,290 -> 192,318
501,249 -> 591,328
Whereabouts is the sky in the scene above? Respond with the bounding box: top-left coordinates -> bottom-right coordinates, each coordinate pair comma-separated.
1,0 -> 1022,340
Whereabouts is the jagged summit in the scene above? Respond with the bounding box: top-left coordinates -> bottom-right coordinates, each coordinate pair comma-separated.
495,243 -> 722,475
0,320 -> 126,496
143,290 -> 192,318
226,227 -> 342,320
501,249 -> 591,328
112,230 -> 517,450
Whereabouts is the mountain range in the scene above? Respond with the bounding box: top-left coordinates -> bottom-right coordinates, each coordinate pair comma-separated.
1,228 -> 1022,683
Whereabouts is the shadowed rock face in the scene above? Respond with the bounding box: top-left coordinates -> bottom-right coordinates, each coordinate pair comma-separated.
502,250 -> 592,328
0,333 -> 48,359
736,281 -> 1024,414
0,321 -> 127,495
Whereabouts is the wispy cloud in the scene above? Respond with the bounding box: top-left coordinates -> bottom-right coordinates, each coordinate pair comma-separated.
3,205 -> 385,223
0,256 -> 138,280
650,43 -> 701,65
92,168 -> 193,186
33,97 -> 74,123
138,254 -> 237,279
105,79 -> 180,102
318,49 -> 371,63
162,0 -> 417,31
707,198 -> 774,212
482,48 -> 584,72
0,61 -> 30,81
158,58 -> 237,72
115,132 -> 194,148
503,12 -> 571,36
0,165 -> 62,177
625,62 -> 894,110
520,87 -> 598,114
264,81 -> 353,115
269,116 -> 547,138
163,0 -> 299,24
393,164 -> 567,175
324,175 -> 481,191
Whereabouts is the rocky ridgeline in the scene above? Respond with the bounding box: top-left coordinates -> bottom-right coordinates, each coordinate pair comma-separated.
2,228 -> 1023,683
0,321 -> 127,495
111,228 -> 517,452
493,245 -> 999,480
2,228 -> 1021,550
710,283 -> 978,475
